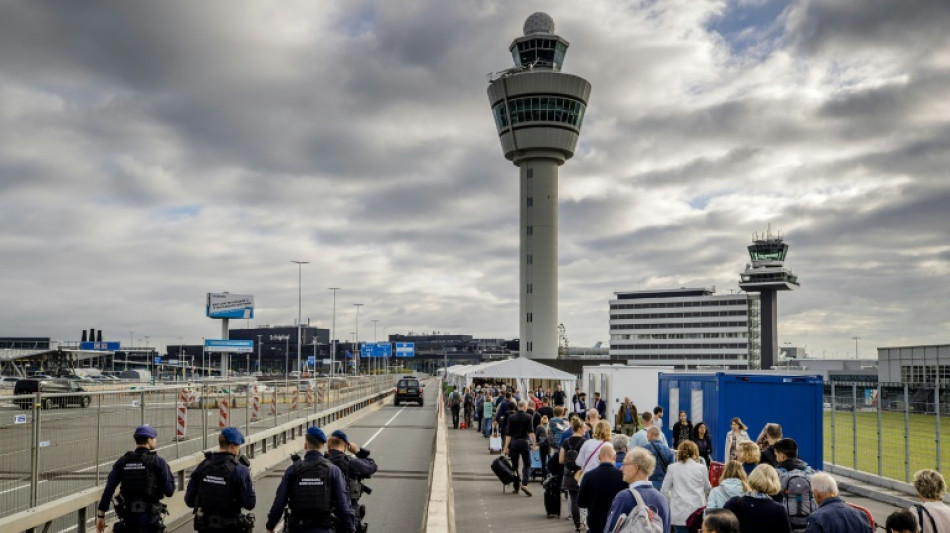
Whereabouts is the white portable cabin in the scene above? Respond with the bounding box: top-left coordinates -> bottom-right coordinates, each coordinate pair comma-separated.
581,365 -> 673,427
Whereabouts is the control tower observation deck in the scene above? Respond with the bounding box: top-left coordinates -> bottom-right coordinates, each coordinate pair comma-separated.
487,13 -> 591,360
738,234 -> 800,369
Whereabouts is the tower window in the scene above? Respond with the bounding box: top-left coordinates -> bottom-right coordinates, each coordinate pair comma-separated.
527,197 -> 533,207
527,283 -> 533,294
527,226 -> 533,236
527,342 -> 533,352
527,254 -> 533,265
527,313 -> 533,322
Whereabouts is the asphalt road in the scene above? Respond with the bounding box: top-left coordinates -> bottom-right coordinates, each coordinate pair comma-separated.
167,379 -> 438,533
0,379 -> 389,518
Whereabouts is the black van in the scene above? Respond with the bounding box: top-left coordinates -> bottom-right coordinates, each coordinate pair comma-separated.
14,379 -> 92,409
394,376 -> 423,406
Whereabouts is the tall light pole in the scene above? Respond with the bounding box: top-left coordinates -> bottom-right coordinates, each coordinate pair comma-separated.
257,334 -> 262,375
852,336 -> 861,359
328,288 -> 340,379
291,260 -> 309,380
353,304 -> 364,375
371,319 -> 379,376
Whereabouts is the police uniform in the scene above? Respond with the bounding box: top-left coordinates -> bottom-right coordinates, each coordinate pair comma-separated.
266,427 -> 356,533
325,430 -> 377,532
97,425 -> 175,533
185,427 -> 256,531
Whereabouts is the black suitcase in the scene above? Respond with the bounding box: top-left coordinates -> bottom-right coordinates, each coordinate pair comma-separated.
490,455 -> 518,489
542,475 -> 561,518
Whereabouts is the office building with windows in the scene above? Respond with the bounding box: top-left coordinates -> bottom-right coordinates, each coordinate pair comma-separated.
878,344 -> 950,384
487,12 -> 591,359
609,288 -> 761,369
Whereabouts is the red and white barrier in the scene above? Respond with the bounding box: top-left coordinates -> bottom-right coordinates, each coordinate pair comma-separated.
270,388 -> 277,416
251,390 -> 261,421
306,384 -> 314,406
291,388 -> 299,411
176,389 -> 187,440
218,398 -> 229,428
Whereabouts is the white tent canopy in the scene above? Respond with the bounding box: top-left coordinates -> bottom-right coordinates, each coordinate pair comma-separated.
455,357 -> 576,395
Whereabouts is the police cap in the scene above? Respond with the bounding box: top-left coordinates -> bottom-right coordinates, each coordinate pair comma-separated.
134,425 -> 158,439
221,427 -> 245,445
306,426 -> 327,443
331,429 -> 349,444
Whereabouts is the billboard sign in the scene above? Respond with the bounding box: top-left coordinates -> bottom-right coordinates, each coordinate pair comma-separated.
79,341 -> 121,351
204,339 -> 255,353
360,343 -> 391,358
395,342 -> 415,358
206,293 -> 255,319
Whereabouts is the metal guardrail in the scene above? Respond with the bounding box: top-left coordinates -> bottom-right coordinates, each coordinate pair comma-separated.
0,382 -> 395,533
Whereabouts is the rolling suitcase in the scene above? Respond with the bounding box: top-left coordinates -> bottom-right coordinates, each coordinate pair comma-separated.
491,455 -> 519,490
530,448 -> 543,479
542,474 -> 561,518
709,461 -> 725,487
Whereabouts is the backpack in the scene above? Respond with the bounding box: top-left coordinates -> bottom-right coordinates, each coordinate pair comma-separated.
781,470 -> 816,532
450,391 -> 461,407
612,487 -> 664,533
564,438 -> 584,474
463,393 -> 474,408
548,419 -> 567,448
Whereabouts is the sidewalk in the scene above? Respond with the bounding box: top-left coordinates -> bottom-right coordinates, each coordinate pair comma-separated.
447,422 -> 573,533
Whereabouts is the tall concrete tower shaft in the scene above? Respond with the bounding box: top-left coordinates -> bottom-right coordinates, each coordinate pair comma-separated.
738,233 -> 800,369
487,13 -> 591,359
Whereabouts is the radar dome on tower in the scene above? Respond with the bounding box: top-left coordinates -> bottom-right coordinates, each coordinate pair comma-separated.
523,12 -> 555,35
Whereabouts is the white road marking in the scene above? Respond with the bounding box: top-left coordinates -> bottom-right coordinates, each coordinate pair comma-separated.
362,406 -> 406,447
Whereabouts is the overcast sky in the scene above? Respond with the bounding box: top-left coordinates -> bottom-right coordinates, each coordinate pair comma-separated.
1,0 -> 948,358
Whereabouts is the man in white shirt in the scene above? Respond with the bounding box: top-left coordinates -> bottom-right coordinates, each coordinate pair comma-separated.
631,411 -> 668,449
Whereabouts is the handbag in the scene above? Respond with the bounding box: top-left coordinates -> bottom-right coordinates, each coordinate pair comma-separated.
574,440 -> 605,483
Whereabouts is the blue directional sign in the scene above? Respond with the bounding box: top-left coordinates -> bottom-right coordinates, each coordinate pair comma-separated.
204,339 -> 255,353
154,356 -> 162,365
360,343 -> 392,358
395,342 -> 415,358
307,356 -> 315,366
80,341 -> 121,351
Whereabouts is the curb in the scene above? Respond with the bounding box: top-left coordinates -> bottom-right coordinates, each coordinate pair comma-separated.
424,379 -> 455,533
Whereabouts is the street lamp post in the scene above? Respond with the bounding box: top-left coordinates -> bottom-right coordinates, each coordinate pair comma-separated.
257,334 -> 262,375
329,288 -> 340,379
372,320 -> 386,375
353,304 -> 363,375
291,260 -> 309,381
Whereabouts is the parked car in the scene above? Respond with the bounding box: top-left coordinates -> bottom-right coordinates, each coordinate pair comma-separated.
0,376 -> 20,389
394,376 -> 424,406
14,379 -> 92,409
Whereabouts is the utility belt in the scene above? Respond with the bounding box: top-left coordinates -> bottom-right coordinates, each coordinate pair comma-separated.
283,510 -> 333,532
194,512 -> 254,532
113,497 -> 168,533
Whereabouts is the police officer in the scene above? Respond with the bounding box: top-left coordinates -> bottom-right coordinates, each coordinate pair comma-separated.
96,425 -> 175,533
326,430 -> 377,532
185,427 -> 256,532
266,427 -> 356,533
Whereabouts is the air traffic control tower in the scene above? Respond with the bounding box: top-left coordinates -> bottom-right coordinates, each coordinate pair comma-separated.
739,233 -> 800,369
487,13 -> 591,360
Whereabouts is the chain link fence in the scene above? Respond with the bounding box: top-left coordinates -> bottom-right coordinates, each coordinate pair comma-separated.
824,381 -> 950,482
0,375 -> 393,519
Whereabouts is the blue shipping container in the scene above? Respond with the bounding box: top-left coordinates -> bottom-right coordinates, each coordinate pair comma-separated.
657,372 -> 824,468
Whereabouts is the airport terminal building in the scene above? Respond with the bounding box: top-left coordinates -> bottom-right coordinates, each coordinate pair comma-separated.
609,287 -> 761,369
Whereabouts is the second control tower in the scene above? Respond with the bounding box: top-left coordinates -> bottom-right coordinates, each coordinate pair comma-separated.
487,13 -> 591,359
739,232 -> 800,369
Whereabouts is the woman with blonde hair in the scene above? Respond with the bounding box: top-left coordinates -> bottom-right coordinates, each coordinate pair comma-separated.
705,460 -> 749,511
576,420 -> 612,475
912,468 -> 950,532
660,440 -> 710,533
736,440 -> 761,476
723,464 -> 790,533
724,417 -> 750,461
560,416 -> 589,533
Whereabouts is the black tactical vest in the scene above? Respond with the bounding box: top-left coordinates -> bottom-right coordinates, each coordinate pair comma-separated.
288,457 -> 333,528
326,452 -> 362,502
118,451 -> 160,503
196,454 -> 240,516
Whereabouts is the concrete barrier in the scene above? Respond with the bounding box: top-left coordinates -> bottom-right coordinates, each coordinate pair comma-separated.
424,380 -> 455,533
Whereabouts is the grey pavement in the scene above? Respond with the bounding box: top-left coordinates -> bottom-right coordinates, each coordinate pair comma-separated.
446,422 -> 906,532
